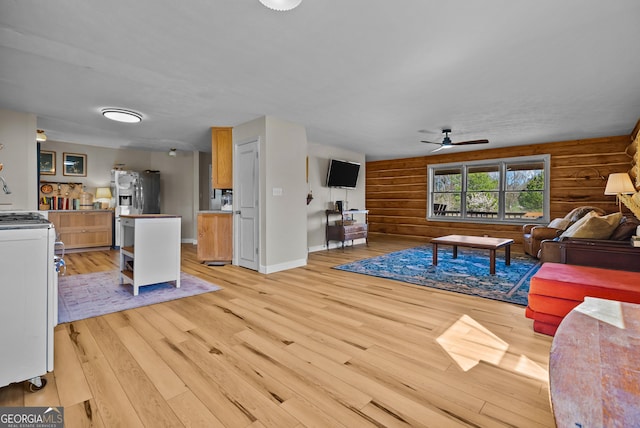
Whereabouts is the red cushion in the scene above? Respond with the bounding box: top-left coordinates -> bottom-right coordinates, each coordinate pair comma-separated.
530,263 -> 640,302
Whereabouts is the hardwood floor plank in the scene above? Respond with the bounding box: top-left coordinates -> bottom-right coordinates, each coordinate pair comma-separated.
114,325 -> 188,400
83,317 -> 183,427
0,238 -> 555,427
53,324 -> 93,407
167,390 -> 226,428
80,356 -> 145,427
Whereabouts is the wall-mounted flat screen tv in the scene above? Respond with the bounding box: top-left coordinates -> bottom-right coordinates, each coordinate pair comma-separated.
326,159 -> 361,189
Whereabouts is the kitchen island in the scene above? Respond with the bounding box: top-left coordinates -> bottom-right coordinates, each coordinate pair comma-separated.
120,214 -> 181,296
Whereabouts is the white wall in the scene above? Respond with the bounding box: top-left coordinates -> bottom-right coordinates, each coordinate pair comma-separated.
233,116 -> 308,273
0,109 -> 38,211
307,143 -> 366,252
264,116 -> 308,271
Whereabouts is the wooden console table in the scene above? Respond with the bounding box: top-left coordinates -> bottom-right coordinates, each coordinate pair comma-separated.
325,209 -> 368,250
550,297 -> 640,427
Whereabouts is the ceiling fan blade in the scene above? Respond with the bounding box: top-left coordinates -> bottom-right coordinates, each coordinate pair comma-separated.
431,146 -> 446,153
451,139 -> 489,146
420,140 -> 440,145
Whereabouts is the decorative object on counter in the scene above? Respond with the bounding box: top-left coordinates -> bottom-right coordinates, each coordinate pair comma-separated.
36,129 -> 47,142
101,108 -> 142,123
63,152 -> 87,176
95,187 -> 112,209
79,191 -> 93,210
39,150 -> 55,175
604,172 -> 636,212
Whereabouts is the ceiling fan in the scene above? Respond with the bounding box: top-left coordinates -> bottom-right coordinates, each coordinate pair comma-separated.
420,129 -> 489,153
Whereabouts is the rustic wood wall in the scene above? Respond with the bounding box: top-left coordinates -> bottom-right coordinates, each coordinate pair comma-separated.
366,134 -> 634,253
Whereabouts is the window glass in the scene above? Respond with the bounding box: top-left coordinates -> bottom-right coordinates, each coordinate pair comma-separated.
432,168 -> 461,217
428,156 -> 548,223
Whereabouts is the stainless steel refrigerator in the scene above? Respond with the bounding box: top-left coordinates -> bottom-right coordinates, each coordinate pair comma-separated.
111,170 -> 161,246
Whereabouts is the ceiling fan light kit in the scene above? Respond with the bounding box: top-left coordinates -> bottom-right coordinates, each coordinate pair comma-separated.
259,0 -> 301,11
101,108 -> 143,123
421,129 -> 489,152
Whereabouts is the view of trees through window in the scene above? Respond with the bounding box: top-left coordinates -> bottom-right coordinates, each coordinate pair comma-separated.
430,158 -> 547,222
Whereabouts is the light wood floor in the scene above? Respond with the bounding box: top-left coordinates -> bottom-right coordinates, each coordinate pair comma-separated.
0,236 -> 554,427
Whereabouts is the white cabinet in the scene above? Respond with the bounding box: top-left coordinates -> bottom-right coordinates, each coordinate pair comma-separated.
120,215 -> 181,296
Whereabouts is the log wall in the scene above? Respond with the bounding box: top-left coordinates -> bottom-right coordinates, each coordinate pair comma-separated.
366,134 -> 635,253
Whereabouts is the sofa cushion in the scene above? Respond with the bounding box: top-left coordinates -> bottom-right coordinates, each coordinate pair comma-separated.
564,206 -> 606,223
548,217 -> 571,230
610,216 -> 640,241
560,212 -> 622,239
529,263 -> 640,302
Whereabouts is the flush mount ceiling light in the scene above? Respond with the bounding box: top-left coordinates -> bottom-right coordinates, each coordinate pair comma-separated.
36,129 -> 47,142
259,0 -> 301,11
168,148 -> 177,157
101,108 -> 142,123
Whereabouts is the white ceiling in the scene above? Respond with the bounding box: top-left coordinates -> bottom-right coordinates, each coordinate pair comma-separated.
1,1 -> 639,161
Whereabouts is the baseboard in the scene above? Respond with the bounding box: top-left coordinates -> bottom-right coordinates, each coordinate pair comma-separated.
308,238 -> 366,253
260,257 -> 307,274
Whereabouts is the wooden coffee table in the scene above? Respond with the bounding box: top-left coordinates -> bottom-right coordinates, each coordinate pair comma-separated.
431,234 -> 514,275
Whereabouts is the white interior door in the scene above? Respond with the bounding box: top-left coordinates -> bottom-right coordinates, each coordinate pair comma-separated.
235,140 -> 259,271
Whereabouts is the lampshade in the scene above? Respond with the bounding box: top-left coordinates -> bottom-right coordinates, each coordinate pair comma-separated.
604,173 -> 635,195
36,129 -> 47,142
259,0 -> 302,11
95,187 -> 112,200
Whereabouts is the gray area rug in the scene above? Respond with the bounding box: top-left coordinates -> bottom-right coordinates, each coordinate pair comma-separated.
58,270 -> 222,323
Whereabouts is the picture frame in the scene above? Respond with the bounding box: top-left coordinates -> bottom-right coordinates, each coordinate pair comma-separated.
39,150 -> 56,175
63,152 -> 87,177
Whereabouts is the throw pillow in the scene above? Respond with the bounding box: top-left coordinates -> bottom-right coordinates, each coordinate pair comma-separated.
548,217 -> 571,230
561,212 -> 623,239
560,211 -> 597,238
610,216 -> 640,241
564,206 -> 606,224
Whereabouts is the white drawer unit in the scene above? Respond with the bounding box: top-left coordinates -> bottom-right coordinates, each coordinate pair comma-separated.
120,214 -> 181,296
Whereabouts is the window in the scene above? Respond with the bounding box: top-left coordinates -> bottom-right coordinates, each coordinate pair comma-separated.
428,155 -> 549,223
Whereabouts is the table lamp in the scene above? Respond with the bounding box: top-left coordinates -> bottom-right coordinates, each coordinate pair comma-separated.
604,173 -> 635,212
95,187 -> 112,209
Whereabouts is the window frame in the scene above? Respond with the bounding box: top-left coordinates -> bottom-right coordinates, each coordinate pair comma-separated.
427,154 -> 550,224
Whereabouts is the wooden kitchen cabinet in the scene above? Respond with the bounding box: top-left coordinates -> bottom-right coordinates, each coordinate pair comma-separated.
48,210 -> 112,250
197,212 -> 233,264
211,126 -> 233,189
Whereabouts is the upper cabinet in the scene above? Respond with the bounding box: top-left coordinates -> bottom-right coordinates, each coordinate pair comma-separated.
211,127 -> 233,189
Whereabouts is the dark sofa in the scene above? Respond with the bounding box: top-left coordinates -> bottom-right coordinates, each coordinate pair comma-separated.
538,215 -> 640,272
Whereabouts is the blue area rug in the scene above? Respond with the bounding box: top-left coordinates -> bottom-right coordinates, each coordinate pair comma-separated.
58,270 -> 222,323
335,246 -> 540,305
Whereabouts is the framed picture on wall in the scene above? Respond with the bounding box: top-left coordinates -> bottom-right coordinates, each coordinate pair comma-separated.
63,152 -> 87,177
39,150 -> 56,175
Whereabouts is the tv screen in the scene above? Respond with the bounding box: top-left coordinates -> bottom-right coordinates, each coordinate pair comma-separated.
326,159 -> 361,189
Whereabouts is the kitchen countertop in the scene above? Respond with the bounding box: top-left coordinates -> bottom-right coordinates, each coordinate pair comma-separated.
121,214 -> 181,219
42,209 -> 113,213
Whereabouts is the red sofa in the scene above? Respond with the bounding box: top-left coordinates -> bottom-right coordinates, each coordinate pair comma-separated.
525,263 -> 640,335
